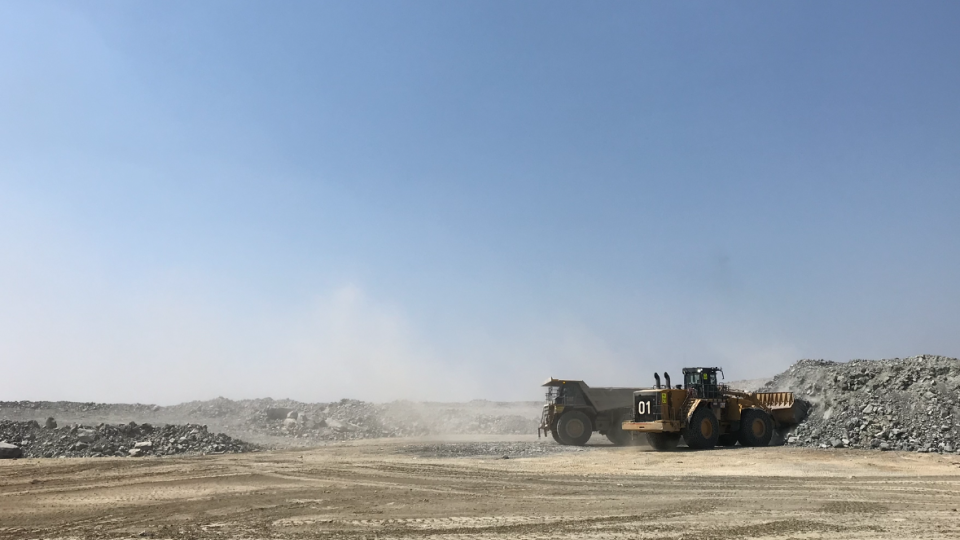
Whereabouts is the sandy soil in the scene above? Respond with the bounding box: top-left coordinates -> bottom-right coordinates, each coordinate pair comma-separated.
2,435 -> 960,539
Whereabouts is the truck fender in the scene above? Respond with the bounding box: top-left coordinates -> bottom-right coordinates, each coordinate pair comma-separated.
685,399 -> 705,423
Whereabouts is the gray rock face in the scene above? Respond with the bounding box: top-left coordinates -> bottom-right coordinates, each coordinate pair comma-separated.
0,421 -> 257,458
765,355 -> 960,453
0,441 -> 23,459
239,397 -> 541,443
0,396 -> 543,446
265,408 -> 294,420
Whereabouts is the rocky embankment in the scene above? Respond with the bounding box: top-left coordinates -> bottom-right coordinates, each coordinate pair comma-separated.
0,398 -> 543,449
765,355 -> 960,453
0,419 -> 257,458
10,355 -> 953,457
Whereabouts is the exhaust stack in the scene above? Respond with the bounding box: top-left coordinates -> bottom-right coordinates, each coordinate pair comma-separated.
664,372 -> 671,389
654,373 -> 661,389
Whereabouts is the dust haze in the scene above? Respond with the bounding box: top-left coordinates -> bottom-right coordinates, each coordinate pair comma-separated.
0,195 -> 819,404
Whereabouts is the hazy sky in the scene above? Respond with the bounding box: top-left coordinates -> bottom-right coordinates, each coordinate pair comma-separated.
2,1 -> 959,404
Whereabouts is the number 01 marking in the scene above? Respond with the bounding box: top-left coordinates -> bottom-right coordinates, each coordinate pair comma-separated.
637,401 -> 653,414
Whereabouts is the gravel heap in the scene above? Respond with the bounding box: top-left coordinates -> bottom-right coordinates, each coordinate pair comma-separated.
0,420 -> 258,458
245,398 -> 419,440
245,399 -> 540,441
0,398 -> 542,447
764,355 -> 960,453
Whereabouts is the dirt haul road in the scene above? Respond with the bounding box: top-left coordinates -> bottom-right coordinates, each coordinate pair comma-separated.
2,436 -> 960,540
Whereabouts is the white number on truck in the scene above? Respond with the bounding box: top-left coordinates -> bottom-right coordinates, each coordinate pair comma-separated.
638,401 -> 652,415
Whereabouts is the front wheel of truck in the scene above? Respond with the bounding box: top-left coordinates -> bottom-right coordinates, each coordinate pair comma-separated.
556,410 -> 592,446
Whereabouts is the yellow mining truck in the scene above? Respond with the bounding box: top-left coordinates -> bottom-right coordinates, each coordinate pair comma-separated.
621,367 -> 803,450
538,378 -> 647,446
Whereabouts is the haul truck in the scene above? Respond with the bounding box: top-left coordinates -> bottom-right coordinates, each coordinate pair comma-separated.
538,378 -> 646,446
622,367 -> 803,450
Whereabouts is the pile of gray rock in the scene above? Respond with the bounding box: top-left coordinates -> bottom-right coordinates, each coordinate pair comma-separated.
765,355 -> 960,453
0,419 -> 257,458
0,397 -> 543,449
244,398 -> 540,442
245,398 -> 417,440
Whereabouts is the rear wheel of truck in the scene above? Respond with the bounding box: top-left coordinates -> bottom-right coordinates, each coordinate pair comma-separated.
738,409 -> 773,447
556,410 -> 592,446
646,433 -> 681,451
683,407 -> 720,449
605,412 -> 635,446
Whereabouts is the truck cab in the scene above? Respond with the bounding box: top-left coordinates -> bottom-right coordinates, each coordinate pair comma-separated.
682,367 -> 724,399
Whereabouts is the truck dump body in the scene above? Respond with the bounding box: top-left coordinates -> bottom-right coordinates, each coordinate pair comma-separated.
538,378 -> 648,446
539,379 -> 643,413
578,387 -> 644,412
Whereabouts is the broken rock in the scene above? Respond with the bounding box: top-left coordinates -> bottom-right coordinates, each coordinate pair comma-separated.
0,441 -> 23,459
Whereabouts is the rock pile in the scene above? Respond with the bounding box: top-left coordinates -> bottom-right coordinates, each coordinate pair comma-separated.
0,441 -> 23,459
0,397 -> 542,447
244,398 -> 414,440
245,399 -> 540,441
764,355 -> 960,453
0,420 -> 257,458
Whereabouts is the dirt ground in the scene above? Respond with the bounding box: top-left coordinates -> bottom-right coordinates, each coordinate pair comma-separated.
2,435 -> 960,539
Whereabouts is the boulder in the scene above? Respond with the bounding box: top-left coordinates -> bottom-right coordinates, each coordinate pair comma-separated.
77,428 -> 97,443
266,408 -> 294,420
0,442 -> 23,459
44,417 -> 57,429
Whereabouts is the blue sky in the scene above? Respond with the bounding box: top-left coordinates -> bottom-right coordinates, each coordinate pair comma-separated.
1,1 -> 959,403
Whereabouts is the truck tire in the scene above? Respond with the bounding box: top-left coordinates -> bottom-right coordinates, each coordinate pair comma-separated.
604,411 -> 634,446
550,426 -> 564,444
556,410 -> 592,446
606,430 -> 635,446
718,434 -> 738,447
738,409 -> 773,447
683,407 -> 720,449
646,433 -> 681,451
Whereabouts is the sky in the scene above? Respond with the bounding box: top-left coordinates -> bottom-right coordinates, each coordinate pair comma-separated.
1,1 -> 959,404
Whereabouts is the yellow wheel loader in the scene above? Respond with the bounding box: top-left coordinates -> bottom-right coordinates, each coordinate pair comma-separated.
622,368 -> 804,450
